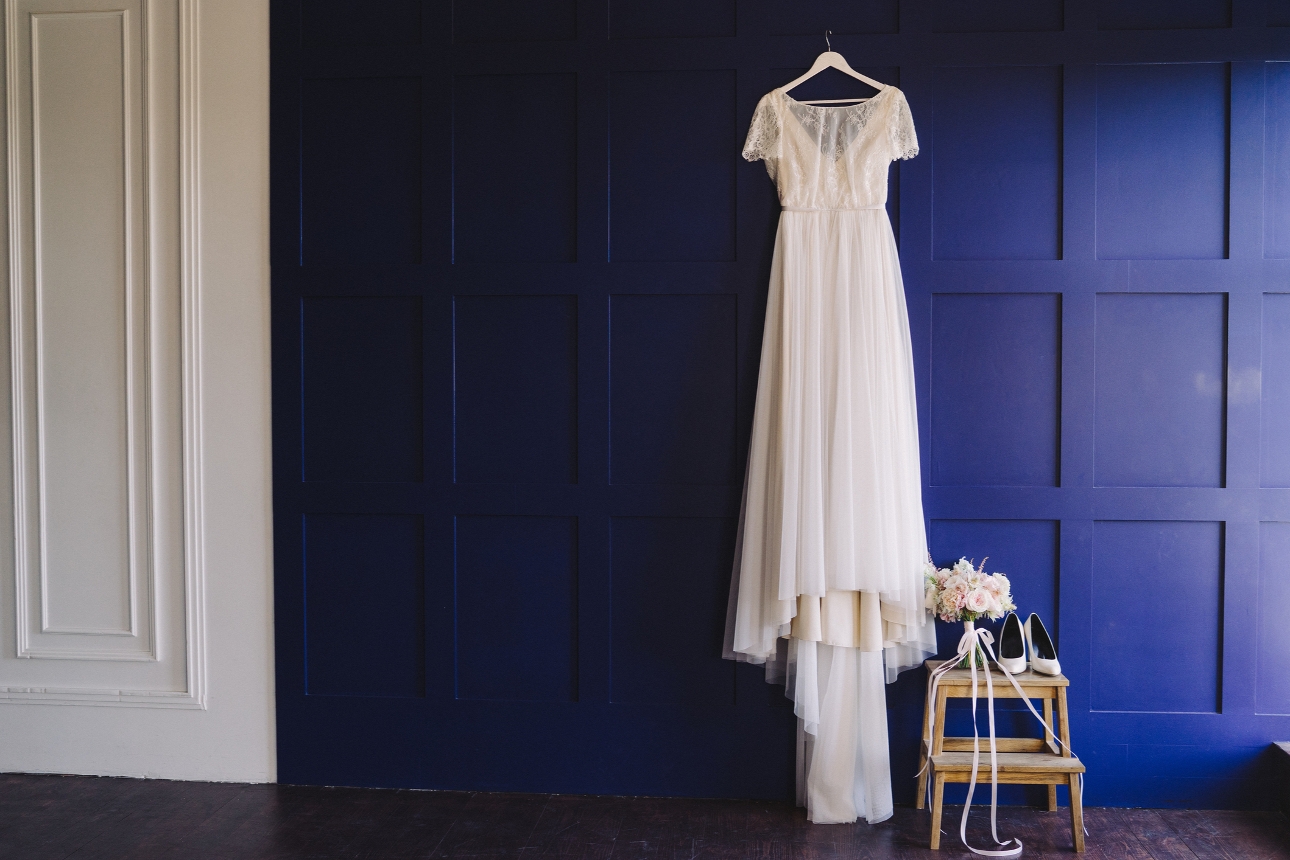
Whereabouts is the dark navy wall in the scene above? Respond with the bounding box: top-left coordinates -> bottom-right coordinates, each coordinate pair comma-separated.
271,0 -> 1290,808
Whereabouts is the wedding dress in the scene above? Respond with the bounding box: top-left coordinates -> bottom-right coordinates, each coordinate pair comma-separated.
723,85 -> 936,825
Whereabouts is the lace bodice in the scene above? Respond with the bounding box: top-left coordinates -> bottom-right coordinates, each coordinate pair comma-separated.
742,86 -> 918,210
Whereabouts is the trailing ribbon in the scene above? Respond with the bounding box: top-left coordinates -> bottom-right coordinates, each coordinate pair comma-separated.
918,622 -> 1084,857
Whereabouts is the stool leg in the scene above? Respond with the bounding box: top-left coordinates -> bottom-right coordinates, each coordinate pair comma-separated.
916,680 -> 931,809
1047,783 -> 1058,812
1069,773 -> 1085,852
930,772 -> 946,850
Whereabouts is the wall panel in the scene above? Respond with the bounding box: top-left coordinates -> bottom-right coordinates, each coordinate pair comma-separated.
1257,523 -> 1290,714
455,516 -> 577,702
303,297 -> 423,483
610,295 -> 737,485
765,0 -> 898,35
931,0 -> 1062,32
302,0 -> 421,45
454,295 -> 577,484
1091,521 -> 1222,714
610,517 -> 735,705
1261,294 -> 1290,487
454,74 -> 577,263
610,0 -> 734,38
1098,0 -> 1231,30
454,0 -> 575,42
3,0 -> 189,680
31,11 -> 137,639
0,0 -> 273,780
1095,64 -> 1229,260
933,66 -> 1062,260
305,514 -> 425,697
1265,63 -> 1290,259
0,0 -> 213,709
609,71 -> 736,262
930,293 -> 1060,486
1094,293 -> 1227,488
300,76 -> 422,264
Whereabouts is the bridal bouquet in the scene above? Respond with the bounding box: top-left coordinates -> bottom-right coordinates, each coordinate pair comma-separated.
923,557 -> 1016,624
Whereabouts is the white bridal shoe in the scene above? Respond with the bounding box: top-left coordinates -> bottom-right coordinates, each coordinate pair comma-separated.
1025,613 -> 1060,676
996,612 -> 1028,674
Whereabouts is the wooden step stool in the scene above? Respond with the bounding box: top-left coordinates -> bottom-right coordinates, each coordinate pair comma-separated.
916,659 -> 1085,852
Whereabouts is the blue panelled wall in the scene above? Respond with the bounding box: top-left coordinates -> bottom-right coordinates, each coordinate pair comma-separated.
271,0 -> 1290,808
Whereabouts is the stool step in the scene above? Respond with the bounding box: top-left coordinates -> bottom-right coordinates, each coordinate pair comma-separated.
932,751 -> 1085,776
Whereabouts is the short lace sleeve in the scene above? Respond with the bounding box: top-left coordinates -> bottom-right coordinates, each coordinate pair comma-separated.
888,89 -> 919,161
742,94 -> 780,163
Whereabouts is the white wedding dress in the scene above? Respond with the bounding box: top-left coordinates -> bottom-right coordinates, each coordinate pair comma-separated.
724,85 -> 936,825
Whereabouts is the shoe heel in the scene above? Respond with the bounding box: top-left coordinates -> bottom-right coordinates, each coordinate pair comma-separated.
1026,613 -> 1061,676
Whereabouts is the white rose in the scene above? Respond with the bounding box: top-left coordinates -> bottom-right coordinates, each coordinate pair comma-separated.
965,589 -> 990,614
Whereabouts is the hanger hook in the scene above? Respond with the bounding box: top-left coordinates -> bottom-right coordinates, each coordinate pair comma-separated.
825,29 -> 832,50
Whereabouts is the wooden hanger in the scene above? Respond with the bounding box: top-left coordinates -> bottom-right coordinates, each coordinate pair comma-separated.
781,31 -> 889,105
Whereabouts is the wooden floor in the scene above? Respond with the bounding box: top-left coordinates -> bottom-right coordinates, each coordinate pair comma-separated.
2,773 -> 1288,859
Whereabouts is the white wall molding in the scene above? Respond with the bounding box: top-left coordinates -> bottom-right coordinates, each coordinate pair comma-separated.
0,0 -> 272,780
176,0 -> 206,710
0,0 -> 206,706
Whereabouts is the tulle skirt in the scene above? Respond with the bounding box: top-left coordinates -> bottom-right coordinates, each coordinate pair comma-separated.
724,208 -> 935,824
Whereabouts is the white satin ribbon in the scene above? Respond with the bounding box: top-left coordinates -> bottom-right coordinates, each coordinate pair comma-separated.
918,623 -> 1085,857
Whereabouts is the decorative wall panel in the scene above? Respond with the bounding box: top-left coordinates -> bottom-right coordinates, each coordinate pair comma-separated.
454,295 -> 577,484
1098,0 -> 1231,30
610,0 -> 735,39
455,516 -> 577,702
931,0 -> 1062,32
300,76 -> 422,264
610,517 -> 735,704
302,0 -> 421,46
454,0 -> 574,41
1,0 -> 202,704
931,293 -> 1060,486
609,71 -> 736,262
610,294 -> 737,485
1257,522 -> 1290,714
29,10 -> 139,644
454,74 -> 577,263
1094,293 -> 1226,487
1265,63 -> 1290,259
303,297 -> 423,483
1261,294 -> 1290,487
1095,64 -> 1229,260
933,66 -> 1062,260
765,0 -> 898,35
1091,521 -> 1222,713
305,514 -> 425,697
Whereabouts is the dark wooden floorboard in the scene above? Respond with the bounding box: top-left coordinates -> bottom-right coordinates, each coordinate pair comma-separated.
0,774 -> 1286,859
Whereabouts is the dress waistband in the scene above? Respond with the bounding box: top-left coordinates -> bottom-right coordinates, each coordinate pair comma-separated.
781,205 -> 886,212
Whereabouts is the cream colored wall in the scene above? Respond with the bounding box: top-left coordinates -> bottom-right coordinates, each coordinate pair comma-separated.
0,0 -> 274,781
